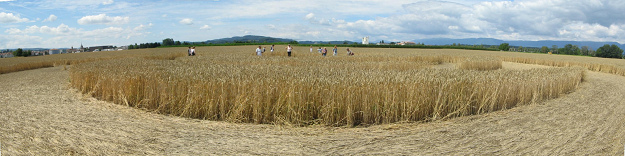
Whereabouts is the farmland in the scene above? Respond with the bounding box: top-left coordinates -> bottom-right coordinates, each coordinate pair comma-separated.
69,46 -> 585,126
1,46 -> 624,155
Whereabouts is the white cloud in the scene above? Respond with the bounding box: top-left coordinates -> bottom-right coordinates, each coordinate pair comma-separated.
77,14 -> 129,25
134,23 -> 153,31
5,24 -> 77,35
179,18 -> 193,25
102,0 -> 114,5
3,23 -> 150,48
3,0 -> 625,48
82,27 -> 124,38
558,22 -> 624,42
42,14 -> 57,22
304,12 -> 333,26
305,13 -> 315,20
324,0 -> 625,43
0,35 -> 43,49
0,12 -> 30,23
200,25 -> 211,30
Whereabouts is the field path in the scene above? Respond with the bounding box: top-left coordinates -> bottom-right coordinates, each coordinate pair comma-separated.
1,65 -> 624,155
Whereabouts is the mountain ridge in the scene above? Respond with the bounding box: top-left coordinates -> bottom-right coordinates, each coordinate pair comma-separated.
414,38 -> 624,50
202,35 -> 623,50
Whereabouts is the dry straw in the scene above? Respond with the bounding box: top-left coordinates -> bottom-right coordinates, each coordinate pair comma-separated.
70,46 -> 585,126
459,57 -> 502,71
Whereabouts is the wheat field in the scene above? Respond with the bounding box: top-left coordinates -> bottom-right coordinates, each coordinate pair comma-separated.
64,46 -> 585,126
0,48 -> 186,74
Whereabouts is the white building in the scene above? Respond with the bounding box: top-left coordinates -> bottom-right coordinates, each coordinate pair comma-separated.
362,36 -> 369,45
49,49 -> 61,55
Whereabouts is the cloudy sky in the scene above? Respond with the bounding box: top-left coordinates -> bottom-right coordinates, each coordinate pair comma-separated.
0,0 -> 624,49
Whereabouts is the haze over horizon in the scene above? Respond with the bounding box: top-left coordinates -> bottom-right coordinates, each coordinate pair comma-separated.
1,0 -> 624,49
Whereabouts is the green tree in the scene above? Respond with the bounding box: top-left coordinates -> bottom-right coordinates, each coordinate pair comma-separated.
563,44 -> 572,54
12,48 -> 30,57
596,44 -> 623,58
540,46 -> 549,53
571,45 -> 580,55
498,43 -> 510,51
162,38 -> 175,46
581,46 -> 589,56
552,45 -> 558,54
12,48 -> 22,56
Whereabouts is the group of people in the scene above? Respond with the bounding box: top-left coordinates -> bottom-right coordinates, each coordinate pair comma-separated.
255,45 -> 354,57
256,44 -> 289,56
308,45 -> 353,56
189,45 -> 353,57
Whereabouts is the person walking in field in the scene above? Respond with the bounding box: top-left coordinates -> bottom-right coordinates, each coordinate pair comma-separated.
286,44 -> 293,57
263,46 -> 266,53
190,46 -> 196,56
317,47 -> 322,53
256,46 -> 263,56
332,45 -> 338,56
310,46 -> 313,52
322,47 -> 328,56
270,45 -> 274,52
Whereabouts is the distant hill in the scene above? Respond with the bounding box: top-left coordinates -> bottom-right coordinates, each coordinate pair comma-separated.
202,35 -> 295,44
415,38 -> 624,50
298,40 -> 356,45
3,48 -> 51,51
194,35 -> 623,50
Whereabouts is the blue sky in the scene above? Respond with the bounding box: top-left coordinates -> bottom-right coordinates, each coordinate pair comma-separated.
0,0 -> 624,49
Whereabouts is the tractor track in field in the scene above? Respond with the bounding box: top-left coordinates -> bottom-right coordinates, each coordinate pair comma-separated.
0,63 -> 624,155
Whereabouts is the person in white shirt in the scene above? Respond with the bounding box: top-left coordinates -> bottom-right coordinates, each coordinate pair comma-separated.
310,46 -> 313,52
256,46 -> 262,56
286,44 -> 293,57
190,46 -> 196,56
333,45 -> 338,56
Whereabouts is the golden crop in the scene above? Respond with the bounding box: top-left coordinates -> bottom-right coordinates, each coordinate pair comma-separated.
0,48 -> 186,74
459,57 -> 503,71
69,46 -> 584,126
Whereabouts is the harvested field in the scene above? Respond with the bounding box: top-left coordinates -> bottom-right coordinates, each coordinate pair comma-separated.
0,64 -> 623,155
0,47 -> 624,155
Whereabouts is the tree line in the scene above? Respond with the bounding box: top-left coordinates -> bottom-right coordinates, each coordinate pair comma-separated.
12,48 -> 32,57
128,42 -> 161,49
498,43 -> 624,59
